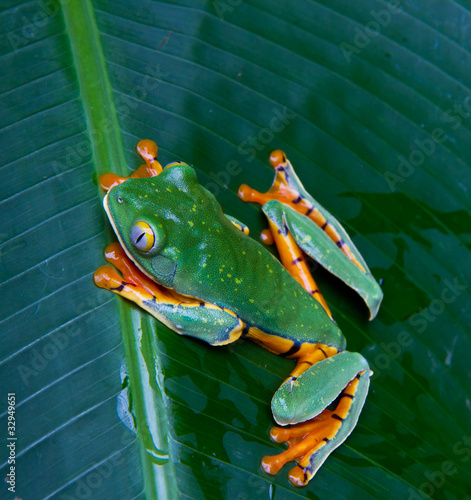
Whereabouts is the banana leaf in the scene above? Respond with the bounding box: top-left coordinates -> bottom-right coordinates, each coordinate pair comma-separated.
1,1 -> 470,499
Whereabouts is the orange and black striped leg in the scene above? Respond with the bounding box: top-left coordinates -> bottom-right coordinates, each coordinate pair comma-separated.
262,350 -> 371,486
99,139 -> 163,192
94,243 -> 245,346
265,217 -> 333,321
94,242 -> 173,304
238,149 -> 366,273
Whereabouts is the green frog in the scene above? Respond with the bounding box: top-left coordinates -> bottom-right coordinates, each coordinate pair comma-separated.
94,140 -> 383,486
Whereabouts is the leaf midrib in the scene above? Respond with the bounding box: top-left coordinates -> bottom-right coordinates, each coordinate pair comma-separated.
60,1 -> 177,498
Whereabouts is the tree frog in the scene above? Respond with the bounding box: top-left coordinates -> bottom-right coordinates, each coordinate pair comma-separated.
94,140 -> 383,487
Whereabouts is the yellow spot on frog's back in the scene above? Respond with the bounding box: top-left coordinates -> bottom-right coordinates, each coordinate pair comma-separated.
166,187 -> 172,192
249,299 -> 254,303
227,274 -> 232,278
235,278 -> 242,284
188,221 -> 194,227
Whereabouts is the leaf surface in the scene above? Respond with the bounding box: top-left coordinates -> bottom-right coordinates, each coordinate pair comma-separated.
1,1 -> 470,499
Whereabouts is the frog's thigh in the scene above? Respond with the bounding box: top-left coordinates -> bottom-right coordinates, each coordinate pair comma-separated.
265,351 -> 370,486
261,200 -> 333,319
94,244 -> 244,346
263,200 -> 382,320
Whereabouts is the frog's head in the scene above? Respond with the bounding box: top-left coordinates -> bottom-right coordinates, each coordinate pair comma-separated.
103,164 -> 200,287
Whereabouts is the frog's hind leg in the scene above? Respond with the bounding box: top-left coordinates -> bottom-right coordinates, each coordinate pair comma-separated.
264,211 -> 333,321
262,349 -> 371,486
238,150 -> 383,319
94,242 -> 245,346
99,140 -> 163,191
262,199 -> 382,320
238,150 -> 366,273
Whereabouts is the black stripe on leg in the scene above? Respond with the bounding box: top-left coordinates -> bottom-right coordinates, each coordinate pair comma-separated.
332,414 -> 344,421
110,281 -> 133,292
292,195 -> 302,203
283,343 -> 301,357
341,393 -> 354,400
292,256 -> 304,264
321,221 -> 329,229
318,347 -> 327,358
278,223 -> 289,236
305,206 -> 314,216
110,284 -> 125,292
336,239 -> 345,248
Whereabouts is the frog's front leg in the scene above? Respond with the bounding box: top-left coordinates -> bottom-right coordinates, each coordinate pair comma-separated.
94,242 -> 245,346
239,150 -> 383,319
260,345 -> 371,486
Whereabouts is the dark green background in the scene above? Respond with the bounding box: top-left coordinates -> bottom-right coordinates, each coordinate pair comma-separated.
0,1 -> 470,499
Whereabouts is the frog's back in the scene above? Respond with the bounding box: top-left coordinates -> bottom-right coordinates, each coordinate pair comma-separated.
156,165 -> 345,350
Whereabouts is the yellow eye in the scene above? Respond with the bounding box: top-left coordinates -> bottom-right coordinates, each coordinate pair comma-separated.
130,221 -> 155,252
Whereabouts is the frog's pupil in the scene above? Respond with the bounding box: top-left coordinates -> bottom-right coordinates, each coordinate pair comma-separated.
135,232 -> 145,244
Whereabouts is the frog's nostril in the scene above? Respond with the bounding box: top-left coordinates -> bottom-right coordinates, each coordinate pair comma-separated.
117,196 -> 124,204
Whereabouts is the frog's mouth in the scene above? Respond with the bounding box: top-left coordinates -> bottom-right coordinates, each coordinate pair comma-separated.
102,192 -> 158,284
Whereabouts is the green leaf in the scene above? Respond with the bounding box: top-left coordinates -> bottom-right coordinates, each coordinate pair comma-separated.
1,1 -> 470,499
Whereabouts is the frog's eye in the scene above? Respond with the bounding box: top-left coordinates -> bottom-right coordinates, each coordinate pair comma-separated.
130,221 -> 155,252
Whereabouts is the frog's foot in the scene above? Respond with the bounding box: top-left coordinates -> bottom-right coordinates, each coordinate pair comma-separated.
262,351 -> 371,486
99,140 -> 163,191
239,150 -> 367,274
94,242 -> 245,346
